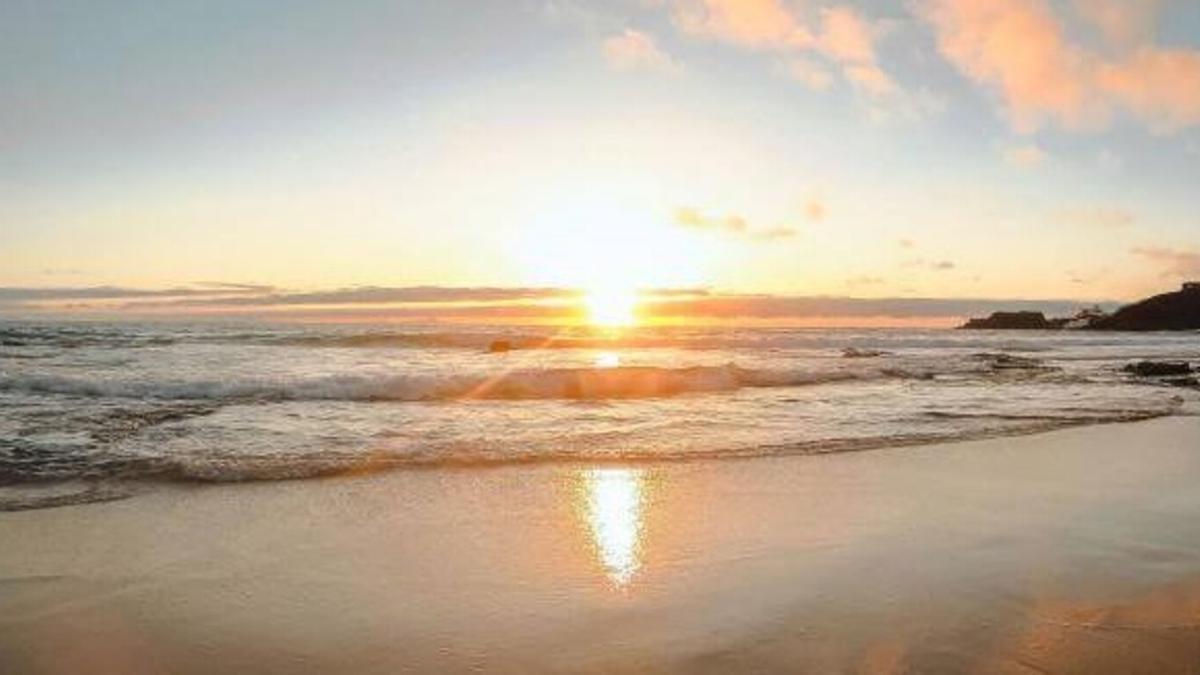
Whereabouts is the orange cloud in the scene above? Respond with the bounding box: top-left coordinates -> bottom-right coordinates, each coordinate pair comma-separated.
671,0 -> 813,49
818,6 -> 876,64
803,198 -> 826,222
674,206 -> 796,240
844,63 -> 896,96
670,1 -> 898,98
921,0 -> 1102,133
602,29 -> 681,72
921,0 -> 1200,134
1096,49 -> 1200,133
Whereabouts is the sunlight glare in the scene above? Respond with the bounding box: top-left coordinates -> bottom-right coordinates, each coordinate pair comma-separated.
582,468 -> 646,587
586,287 -> 638,327
594,351 -> 621,368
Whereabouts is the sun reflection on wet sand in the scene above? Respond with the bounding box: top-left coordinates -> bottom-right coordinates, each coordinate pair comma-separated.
579,468 -> 646,588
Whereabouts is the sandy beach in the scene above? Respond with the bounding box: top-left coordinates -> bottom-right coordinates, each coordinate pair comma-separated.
2,416 -> 1200,673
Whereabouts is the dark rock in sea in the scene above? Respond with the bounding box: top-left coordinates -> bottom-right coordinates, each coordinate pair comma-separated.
1162,376 -> 1200,388
487,340 -> 512,353
842,348 -> 888,358
960,311 -> 1066,330
988,354 -> 1042,370
1090,282 -> 1200,331
1122,361 -> 1192,377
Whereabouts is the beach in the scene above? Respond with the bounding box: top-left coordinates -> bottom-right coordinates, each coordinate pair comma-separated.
3,416 -> 1200,673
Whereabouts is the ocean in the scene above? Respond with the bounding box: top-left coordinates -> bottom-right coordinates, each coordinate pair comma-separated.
2,320 -> 1197,508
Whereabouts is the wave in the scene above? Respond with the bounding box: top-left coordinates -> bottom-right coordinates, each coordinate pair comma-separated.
0,482 -> 135,512
0,364 -> 889,403
0,407 -> 1176,493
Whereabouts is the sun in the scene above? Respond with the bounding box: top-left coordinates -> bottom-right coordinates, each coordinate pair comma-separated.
585,286 -> 638,327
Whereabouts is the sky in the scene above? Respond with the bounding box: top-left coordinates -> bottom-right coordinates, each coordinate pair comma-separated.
2,0 -> 1199,323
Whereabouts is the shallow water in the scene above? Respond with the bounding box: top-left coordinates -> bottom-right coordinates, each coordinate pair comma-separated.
1,320 -> 1197,496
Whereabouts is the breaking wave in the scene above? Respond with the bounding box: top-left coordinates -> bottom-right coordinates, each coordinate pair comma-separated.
0,364 -> 893,403
0,407 -> 1176,494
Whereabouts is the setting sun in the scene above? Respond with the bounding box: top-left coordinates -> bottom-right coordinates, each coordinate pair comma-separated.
585,286 -> 638,327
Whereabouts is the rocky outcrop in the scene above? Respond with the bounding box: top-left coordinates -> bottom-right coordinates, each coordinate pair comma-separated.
960,311 -> 1067,330
1122,361 -> 1192,377
842,348 -> 888,358
1090,283 -> 1200,331
1121,361 -> 1197,388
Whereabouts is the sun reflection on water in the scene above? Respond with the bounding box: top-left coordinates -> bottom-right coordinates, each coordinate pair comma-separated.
594,351 -> 621,369
580,468 -> 646,588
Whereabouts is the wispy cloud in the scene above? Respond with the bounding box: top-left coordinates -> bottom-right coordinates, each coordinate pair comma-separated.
644,294 -> 1110,320
0,285 -> 272,302
1002,143 -> 1048,167
1132,246 -> 1200,277
901,257 -> 957,271
602,29 -> 682,73
667,1 -> 899,99
845,275 -> 884,287
783,58 -> 834,91
674,206 -> 797,240
1058,207 -> 1133,229
803,198 -> 827,223
0,283 -> 1120,324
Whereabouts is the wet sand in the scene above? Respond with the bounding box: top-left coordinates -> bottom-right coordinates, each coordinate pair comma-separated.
2,416 -> 1200,673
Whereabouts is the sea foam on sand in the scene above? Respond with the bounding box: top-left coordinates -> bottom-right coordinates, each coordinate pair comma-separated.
2,417 -> 1200,673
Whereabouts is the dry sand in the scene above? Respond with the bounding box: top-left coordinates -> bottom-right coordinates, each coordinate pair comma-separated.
2,416 -> 1200,673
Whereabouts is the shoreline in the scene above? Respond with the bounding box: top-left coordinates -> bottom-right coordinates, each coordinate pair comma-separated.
2,407 -> 1191,509
3,416 -> 1200,672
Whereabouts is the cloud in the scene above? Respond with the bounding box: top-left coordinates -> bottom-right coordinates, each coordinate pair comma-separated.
843,63 -> 897,96
1132,246 -> 1200,278
931,260 -> 956,270
670,0 -> 813,49
644,294 -> 1113,320
817,6 -> 877,64
0,285 -> 272,302
0,285 -> 583,310
1058,207 -> 1133,229
783,58 -> 834,90
602,29 -> 681,72
1002,143 -> 1048,167
1073,0 -> 1162,51
1096,49 -> 1200,134
194,281 -> 278,293
192,286 -> 581,307
1,283 -> 1122,324
845,275 -> 885,287
919,0 -> 1103,133
674,206 -> 797,240
668,1 -> 900,99
753,226 -> 798,240
919,0 -> 1200,134
803,198 -> 826,222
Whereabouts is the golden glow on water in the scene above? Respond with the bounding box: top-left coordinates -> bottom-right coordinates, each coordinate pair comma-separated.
580,468 -> 646,587
594,351 -> 621,369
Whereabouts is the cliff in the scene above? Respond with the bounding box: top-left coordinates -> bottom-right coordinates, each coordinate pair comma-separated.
1089,284 -> 1200,331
